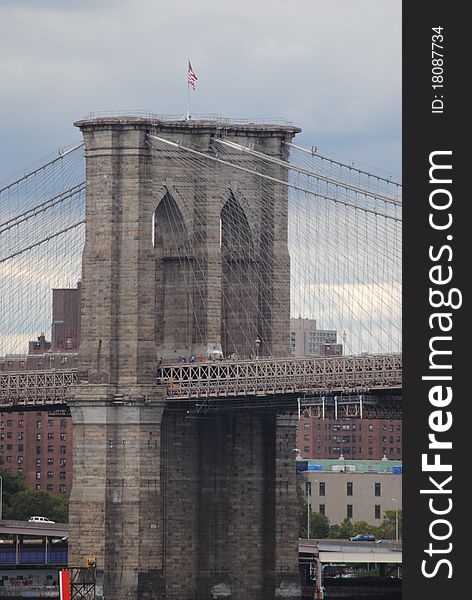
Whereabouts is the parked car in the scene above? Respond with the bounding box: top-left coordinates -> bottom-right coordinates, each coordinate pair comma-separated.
349,533 -> 375,542
28,516 -> 55,524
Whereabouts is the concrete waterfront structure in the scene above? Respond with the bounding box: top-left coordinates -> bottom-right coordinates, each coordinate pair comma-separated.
68,115 -> 302,599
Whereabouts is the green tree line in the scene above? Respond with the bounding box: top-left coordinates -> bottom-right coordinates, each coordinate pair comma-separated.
1,467 -> 68,523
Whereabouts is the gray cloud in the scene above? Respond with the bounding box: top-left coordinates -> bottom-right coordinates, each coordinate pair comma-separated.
0,0 -> 401,178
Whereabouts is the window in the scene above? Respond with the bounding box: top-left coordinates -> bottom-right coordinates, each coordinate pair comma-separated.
18,432 -> 23,440
47,471 -> 54,478
48,420 -> 54,427
60,445 -> 66,454
7,432 -> 12,439
36,446 -> 41,454
6,456 -> 12,462
36,421 -> 42,429
347,482 -> 353,496
47,458 -> 54,465
60,419 -> 67,428
18,444 -> 23,452
60,471 -> 66,480
37,358 -> 43,367
319,482 -> 325,496
375,482 -> 381,496
48,433 -> 54,439
368,436 -> 373,443
347,504 -> 353,519
47,484 -> 54,491
303,434 -> 310,440
319,504 -> 325,515
368,447 -> 373,455
368,424 -> 373,431
36,433 -> 42,441
375,505 -> 381,519
19,360 -> 25,368
60,458 -> 66,467
6,419 -> 12,427
36,471 -> 41,479
36,459 -> 41,467
304,423 -> 310,429
6,444 -> 12,450
18,420 -> 24,428
36,484 -> 41,490
60,485 -> 66,494
48,445 -> 54,452
303,446 -> 310,453
17,456 -> 23,464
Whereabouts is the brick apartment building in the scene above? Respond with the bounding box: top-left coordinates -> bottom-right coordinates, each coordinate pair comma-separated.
0,285 -> 80,495
0,408 -> 73,496
296,415 -> 402,460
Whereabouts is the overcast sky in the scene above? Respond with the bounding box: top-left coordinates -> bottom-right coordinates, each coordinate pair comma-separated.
0,0 -> 401,181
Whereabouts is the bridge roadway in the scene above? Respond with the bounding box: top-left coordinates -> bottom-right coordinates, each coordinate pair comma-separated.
0,353 -> 401,409
299,539 -> 402,564
0,521 -> 401,566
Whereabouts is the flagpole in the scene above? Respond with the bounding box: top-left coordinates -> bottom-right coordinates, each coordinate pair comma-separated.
186,60 -> 190,120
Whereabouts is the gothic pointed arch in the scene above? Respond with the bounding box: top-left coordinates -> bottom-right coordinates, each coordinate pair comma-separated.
220,192 -> 259,358
153,192 -> 193,357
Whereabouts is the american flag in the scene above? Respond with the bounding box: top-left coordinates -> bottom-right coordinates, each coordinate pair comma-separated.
188,61 -> 198,90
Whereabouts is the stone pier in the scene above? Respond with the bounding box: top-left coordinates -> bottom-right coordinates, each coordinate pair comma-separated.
69,115 -> 301,599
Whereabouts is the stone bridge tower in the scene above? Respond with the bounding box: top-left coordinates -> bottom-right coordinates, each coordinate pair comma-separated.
68,116 -> 302,600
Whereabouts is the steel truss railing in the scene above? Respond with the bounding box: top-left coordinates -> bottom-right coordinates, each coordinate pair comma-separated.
159,354 -> 402,399
0,370 -> 78,406
0,354 -> 402,407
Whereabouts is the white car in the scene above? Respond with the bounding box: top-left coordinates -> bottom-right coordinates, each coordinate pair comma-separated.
28,516 -> 55,523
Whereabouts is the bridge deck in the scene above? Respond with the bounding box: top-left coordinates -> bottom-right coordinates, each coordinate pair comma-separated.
0,354 -> 401,408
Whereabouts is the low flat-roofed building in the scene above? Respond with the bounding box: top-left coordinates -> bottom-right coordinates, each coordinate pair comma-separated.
297,458 -> 402,526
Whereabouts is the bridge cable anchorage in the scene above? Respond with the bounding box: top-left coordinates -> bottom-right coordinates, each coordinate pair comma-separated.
0,182 -> 85,234
147,135 -> 401,222
285,142 -> 402,188
215,138 -> 402,207
0,142 -> 84,195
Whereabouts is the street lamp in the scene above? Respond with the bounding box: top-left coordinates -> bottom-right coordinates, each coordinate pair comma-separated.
305,480 -> 311,539
392,498 -> 399,541
255,337 -> 261,359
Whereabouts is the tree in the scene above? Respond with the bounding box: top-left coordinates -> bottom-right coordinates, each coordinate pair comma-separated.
0,467 -> 27,517
5,489 -> 68,523
296,482 -> 308,537
329,518 -> 354,539
378,509 -> 402,540
309,511 -> 330,538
